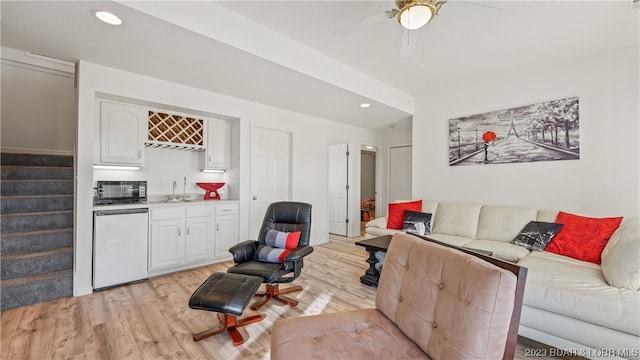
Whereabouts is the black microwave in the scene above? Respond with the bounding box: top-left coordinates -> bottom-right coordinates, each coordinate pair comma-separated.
96,181 -> 147,204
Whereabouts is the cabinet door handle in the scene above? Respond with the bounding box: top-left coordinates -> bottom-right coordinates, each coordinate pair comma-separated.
187,225 -> 190,235
216,224 -> 219,231
208,155 -> 211,162
138,150 -> 142,159
177,225 -> 181,236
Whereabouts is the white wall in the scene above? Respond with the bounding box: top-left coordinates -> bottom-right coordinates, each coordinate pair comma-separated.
75,61 -> 384,295
1,49 -> 76,154
375,119 -> 413,217
93,147 -> 232,200
412,46 -> 640,218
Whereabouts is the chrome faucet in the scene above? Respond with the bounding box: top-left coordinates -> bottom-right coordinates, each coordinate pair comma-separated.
183,176 -> 187,200
172,181 -> 177,199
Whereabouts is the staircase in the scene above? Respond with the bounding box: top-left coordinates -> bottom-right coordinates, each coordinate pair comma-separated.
1,153 -> 74,310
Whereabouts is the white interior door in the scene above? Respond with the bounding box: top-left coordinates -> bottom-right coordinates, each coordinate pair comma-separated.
389,145 -> 412,203
328,143 -> 348,236
250,126 -> 291,239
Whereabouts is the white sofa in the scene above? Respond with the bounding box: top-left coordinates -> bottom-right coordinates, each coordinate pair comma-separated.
365,200 -> 640,359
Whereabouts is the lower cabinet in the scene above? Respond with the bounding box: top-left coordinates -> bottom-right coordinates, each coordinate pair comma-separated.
149,202 -> 238,275
150,218 -> 183,269
184,217 -> 212,263
215,216 -> 238,257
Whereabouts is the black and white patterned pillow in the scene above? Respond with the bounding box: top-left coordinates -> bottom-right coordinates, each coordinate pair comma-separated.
512,221 -> 564,251
402,210 -> 432,236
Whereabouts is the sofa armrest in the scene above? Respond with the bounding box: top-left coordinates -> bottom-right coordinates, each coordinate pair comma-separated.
366,216 -> 388,229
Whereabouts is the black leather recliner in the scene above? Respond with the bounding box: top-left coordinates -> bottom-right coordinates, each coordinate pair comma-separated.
227,201 -> 313,311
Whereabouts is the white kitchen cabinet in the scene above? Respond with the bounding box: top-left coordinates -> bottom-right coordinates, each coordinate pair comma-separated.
184,205 -> 213,263
214,203 -> 239,257
184,219 -> 211,262
98,101 -> 146,166
200,119 -> 231,170
215,216 -> 238,257
148,203 -> 236,275
149,219 -> 183,270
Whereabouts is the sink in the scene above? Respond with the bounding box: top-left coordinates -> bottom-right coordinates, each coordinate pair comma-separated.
164,197 -> 196,203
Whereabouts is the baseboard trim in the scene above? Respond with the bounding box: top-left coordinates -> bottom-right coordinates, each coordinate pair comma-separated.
1,147 -> 74,156
74,286 -> 94,297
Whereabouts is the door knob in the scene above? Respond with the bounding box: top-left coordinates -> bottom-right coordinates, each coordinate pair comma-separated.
253,196 -> 258,200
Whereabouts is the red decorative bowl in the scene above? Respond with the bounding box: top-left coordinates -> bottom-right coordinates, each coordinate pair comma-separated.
196,182 -> 225,200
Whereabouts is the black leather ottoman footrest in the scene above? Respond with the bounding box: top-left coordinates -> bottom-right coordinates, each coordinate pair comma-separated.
189,272 -> 264,346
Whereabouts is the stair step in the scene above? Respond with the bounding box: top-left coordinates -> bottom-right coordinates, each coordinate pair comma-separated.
1,211 -> 73,233
1,153 -> 73,167
1,165 -> 73,180
0,269 -> 73,311
0,153 -> 76,311
0,180 -> 74,196
1,247 -> 73,280
1,195 -> 74,214
1,228 -> 74,256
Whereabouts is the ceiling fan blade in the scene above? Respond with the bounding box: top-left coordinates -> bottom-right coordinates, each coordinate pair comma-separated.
443,0 -> 505,21
333,10 -> 396,37
449,0 -> 504,12
400,28 -> 420,58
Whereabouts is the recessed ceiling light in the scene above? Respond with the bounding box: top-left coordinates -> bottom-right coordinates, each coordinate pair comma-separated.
360,103 -> 371,108
94,11 -> 122,26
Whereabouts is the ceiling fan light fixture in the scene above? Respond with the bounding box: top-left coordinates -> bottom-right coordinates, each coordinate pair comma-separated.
396,0 -> 443,30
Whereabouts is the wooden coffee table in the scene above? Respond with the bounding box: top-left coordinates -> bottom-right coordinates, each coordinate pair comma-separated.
355,235 -> 391,286
355,234 -> 494,287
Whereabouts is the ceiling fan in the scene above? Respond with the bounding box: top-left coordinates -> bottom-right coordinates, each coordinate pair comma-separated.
333,0 -> 501,58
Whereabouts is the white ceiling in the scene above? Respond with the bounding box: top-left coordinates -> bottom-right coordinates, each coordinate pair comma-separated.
1,1 -> 638,131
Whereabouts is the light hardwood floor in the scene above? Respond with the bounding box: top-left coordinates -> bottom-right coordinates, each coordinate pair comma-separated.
1,235 -> 561,359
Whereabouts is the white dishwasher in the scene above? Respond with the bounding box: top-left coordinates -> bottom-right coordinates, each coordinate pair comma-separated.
93,208 -> 149,290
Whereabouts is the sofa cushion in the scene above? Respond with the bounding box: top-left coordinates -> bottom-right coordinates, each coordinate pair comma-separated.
431,203 -> 482,238
464,240 -> 531,262
601,219 -> 640,290
518,251 -> 640,336
402,210 -> 432,236
422,200 -> 439,218
270,308 -> 430,360
536,209 -> 559,223
387,200 -> 423,230
427,233 -> 475,248
512,221 -> 564,251
476,205 -> 537,242
376,233 -> 517,359
545,211 -> 623,264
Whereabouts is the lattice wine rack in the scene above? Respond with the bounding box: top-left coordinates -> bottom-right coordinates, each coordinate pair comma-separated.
146,111 -> 205,150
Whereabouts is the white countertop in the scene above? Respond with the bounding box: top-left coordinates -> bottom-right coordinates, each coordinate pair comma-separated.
93,198 -> 239,211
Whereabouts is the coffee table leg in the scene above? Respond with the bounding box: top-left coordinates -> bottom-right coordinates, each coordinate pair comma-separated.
360,248 -> 380,286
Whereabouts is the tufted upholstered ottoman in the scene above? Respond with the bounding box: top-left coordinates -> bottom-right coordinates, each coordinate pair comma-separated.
189,272 -> 264,346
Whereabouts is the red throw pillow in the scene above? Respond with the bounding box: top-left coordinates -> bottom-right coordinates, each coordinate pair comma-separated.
545,211 -> 623,264
387,200 -> 423,230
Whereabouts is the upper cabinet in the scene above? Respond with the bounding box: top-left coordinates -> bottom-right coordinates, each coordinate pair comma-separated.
98,101 -> 146,166
94,99 -> 234,172
201,119 -> 231,170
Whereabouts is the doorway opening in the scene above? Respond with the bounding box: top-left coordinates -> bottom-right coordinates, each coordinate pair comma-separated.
360,146 -> 376,236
